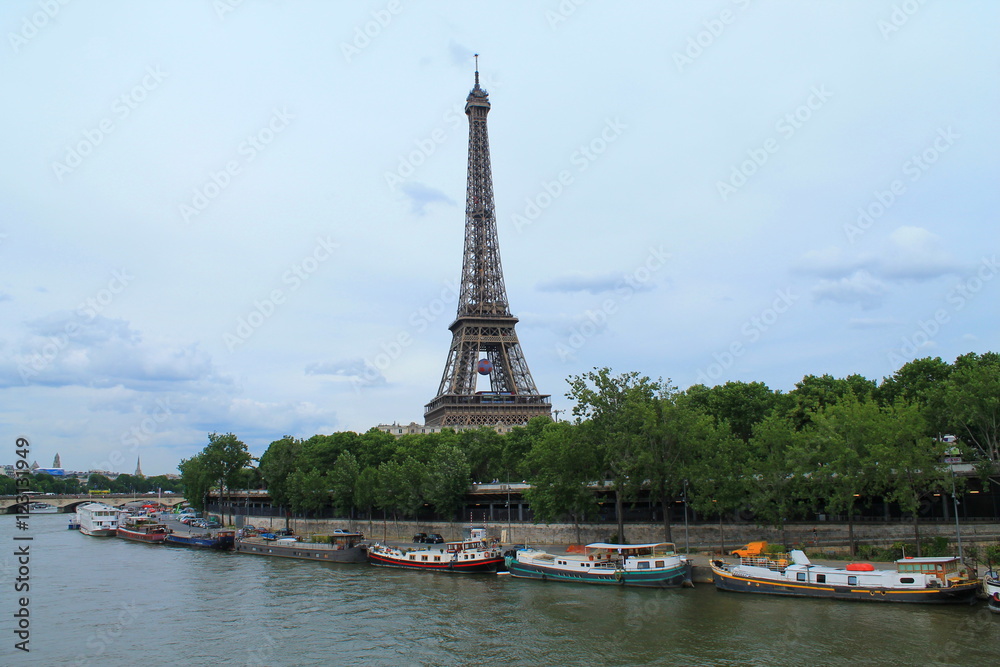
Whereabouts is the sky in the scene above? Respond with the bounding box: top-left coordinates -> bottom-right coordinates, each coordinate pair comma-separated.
2,1 -> 997,476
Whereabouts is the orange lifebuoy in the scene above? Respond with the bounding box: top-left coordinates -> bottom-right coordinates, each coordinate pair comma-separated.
588,555 -> 594,561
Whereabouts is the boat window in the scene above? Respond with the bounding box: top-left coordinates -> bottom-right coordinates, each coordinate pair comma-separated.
421,555 -> 428,561
796,572 -> 807,582
848,576 -> 857,585
638,562 -> 650,570
581,563 -> 587,567
900,577 -> 914,584
434,556 -> 441,562
816,574 -> 826,583
655,561 -> 664,568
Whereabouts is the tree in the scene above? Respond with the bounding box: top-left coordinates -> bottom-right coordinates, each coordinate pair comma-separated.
643,393 -> 720,542
87,473 -> 114,491
685,427 -> 747,554
940,352 -> 1000,468
200,432 -> 253,525
873,401 -> 951,556
877,356 -> 952,407
457,428 -> 504,482
787,373 -> 877,428
355,466 -> 380,532
523,421 -> 600,543
567,368 -> 663,543
800,393 -> 891,555
685,381 -> 781,442
329,451 -> 360,517
424,446 -> 471,519
287,467 -> 331,518
259,436 -> 303,519
745,413 -> 813,546
178,454 -> 212,512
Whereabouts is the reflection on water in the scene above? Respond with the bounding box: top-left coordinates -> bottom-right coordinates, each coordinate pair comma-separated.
3,514 -> 997,666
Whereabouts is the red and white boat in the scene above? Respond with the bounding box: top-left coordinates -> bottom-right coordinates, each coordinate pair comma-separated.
367,538 -> 503,573
117,516 -> 170,544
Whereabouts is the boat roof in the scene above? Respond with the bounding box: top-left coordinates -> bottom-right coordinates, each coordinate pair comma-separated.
586,542 -> 676,550
895,556 -> 960,563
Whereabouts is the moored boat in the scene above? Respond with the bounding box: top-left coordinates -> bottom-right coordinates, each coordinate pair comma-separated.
506,542 -> 692,588
711,549 -> 979,604
367,538 -> 504,573
67,513 -> 81,530
234,530 -> 367,563
117,516 -> 170,544
983,570 -> 1000,614
77,502 -> 120,537
165,530 -> 235,550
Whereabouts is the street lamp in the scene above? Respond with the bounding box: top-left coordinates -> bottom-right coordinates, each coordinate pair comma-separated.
682,479 -> 690,555
949,464 -> 964,560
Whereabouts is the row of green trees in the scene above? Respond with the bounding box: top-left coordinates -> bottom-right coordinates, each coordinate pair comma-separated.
176,353 -> 998,555
1,471 -> 184,496
256,427 -> 529,522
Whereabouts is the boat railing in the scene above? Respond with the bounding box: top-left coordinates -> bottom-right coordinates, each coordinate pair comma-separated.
740,553 -> 790,571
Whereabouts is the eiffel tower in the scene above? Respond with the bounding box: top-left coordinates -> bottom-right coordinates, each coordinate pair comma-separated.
424,61 -> 551,428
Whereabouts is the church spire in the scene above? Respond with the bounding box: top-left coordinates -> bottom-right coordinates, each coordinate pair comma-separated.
135,456 -> 144,478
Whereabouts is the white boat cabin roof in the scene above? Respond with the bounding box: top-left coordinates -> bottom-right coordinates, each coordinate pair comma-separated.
586,542 -> 677,552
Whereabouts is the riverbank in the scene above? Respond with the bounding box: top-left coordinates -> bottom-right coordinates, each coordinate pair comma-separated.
235,514 -> 1000,553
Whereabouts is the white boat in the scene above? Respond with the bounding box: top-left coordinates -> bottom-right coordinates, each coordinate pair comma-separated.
711,549 -> 980,604
984,570 -> 1000,614
77,502 -> 121,537
506,542 -> 693,588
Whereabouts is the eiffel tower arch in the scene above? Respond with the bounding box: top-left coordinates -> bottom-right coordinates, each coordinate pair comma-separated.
424,63 -> 551,428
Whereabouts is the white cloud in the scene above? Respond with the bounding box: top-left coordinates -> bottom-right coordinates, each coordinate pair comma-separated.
811,270 -> 888,310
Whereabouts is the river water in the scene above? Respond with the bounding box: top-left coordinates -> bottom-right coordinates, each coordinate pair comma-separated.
2,513 -> 997,666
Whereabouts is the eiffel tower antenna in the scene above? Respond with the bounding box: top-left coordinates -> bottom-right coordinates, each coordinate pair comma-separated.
424,61 -> 551,427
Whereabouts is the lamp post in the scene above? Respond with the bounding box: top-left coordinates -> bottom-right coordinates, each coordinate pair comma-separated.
683,479 -> 690,555
949,464 -> 964,560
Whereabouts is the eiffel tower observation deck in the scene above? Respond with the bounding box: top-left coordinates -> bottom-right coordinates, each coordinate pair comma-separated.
424,61 -> 551,428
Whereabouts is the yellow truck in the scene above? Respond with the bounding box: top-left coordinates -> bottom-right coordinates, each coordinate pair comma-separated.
731,541 -> 768,558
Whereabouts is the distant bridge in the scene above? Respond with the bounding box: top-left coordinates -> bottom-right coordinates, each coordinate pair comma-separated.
0,494 -> 187,514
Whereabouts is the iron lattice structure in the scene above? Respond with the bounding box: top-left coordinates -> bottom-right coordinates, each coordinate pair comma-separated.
424,68 -> 551,427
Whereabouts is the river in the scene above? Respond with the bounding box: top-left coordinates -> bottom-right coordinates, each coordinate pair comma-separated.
2,513 -> 997,666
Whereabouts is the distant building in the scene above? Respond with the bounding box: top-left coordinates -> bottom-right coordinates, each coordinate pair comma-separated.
135,457 -> 144,478
375,421 -> 519,437
53,453 -> 62,468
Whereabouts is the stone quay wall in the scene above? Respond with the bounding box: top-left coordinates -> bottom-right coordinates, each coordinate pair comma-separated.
235,514 -> 1000,552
